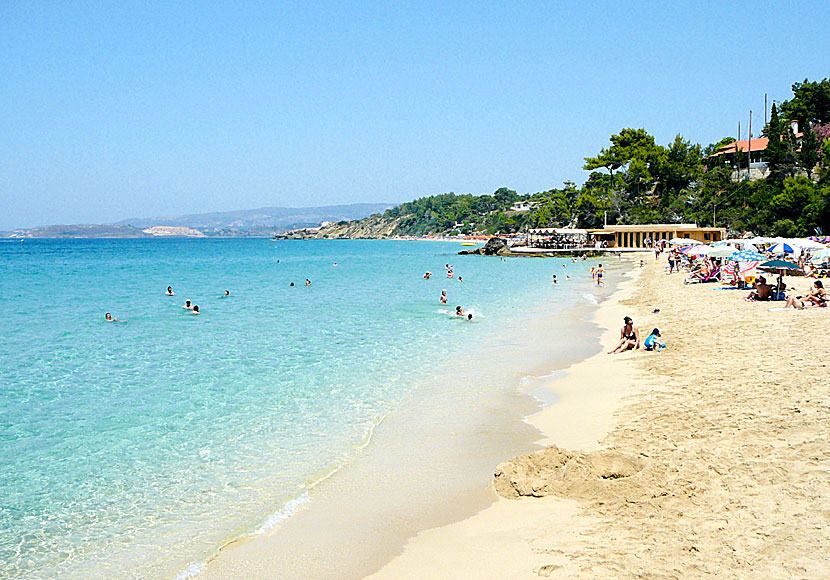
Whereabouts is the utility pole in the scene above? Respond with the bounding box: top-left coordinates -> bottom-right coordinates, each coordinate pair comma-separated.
748,110 -> 753,180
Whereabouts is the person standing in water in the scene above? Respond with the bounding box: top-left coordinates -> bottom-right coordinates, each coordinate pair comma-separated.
596,264 -> 605,287
440,290 -> 447,304
105,312 -> 119,322
182,299 -> 194,310
165,286 -> 175,296
192,305 -> 200,315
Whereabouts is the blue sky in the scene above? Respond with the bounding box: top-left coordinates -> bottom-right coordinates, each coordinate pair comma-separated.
1,1 -> 828,229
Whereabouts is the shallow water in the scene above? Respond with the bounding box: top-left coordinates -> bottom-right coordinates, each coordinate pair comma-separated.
0,239 -> 611,579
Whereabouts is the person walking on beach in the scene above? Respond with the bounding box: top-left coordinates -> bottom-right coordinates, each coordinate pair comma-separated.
608,316 -> 639,353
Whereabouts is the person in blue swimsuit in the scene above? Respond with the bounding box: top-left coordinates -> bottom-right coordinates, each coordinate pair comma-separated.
644,328 -> 666,352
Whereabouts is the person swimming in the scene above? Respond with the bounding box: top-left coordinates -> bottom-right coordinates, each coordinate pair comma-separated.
455,306 -> 465,316
552,275 -> 558,284
305,279 -> 311,286
466,313 -> 473,321
224,290 -> 230,297
165,286 -> 174,296
182,299 -> 194,310
105,312 -> 119,322
424,271 -> 432,279
458,276 -> 463,282
290,282 -> 295,287
440,290 -> 447,304
192,305 -> 200,315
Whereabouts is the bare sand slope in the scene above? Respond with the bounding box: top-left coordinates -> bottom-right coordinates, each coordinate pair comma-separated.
367,260 -> 830,579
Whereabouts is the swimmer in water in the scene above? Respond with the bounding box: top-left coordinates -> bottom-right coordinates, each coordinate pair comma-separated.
183,299 -> 194,310
424,271 -> 432,279
566,275 -> 571,280
455,306 -> 465,317
333,262 -> 338,266
220,290 -> 229,298
458,276 -> 463,282
440,290 -> 447,304
192,305 -> 200,315
165,286 -> 174,296
466,313 -> 473,321
290,282 -> 295,287
552,275 -> 558,284
305,279 -> 311,286
105,312 -> 119,322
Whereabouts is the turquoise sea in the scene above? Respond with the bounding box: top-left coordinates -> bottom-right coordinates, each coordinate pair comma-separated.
0,239 -> 613,579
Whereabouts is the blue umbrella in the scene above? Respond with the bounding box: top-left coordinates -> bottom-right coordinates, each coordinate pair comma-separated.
729,249 -> 766,262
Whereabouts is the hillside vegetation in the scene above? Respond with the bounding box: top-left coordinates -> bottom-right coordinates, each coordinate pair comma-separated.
324,78 -> 830,238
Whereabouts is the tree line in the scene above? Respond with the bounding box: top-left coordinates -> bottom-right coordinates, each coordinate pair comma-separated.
377,78 -> 830,238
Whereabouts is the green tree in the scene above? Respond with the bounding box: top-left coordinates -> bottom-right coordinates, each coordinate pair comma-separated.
779,78 -> 830,124
799,121 -> 819,178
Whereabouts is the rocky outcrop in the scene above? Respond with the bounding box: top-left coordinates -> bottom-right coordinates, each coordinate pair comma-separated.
282,215 -> 404,239
458,237 -> 510,255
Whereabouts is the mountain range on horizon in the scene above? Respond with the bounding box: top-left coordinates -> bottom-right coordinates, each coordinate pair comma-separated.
2,203 -> 395,237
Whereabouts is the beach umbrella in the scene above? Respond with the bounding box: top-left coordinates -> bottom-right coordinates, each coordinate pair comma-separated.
768,242 -> 801,255
758,260 -> 802,296
669,237 -> 702,245
729,249 -> 766,262
706,245 -> 739,258
790,238 -> 827,249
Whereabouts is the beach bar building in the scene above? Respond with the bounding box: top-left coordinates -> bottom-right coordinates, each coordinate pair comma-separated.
587,224 -> 726,249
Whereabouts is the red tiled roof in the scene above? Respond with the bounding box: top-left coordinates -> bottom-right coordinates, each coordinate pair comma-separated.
712,132 -> 803,157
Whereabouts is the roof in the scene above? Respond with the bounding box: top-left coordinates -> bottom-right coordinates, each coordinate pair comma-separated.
529,228 -> 587,235
711,132 -> 803,157
588,224 -> 725,233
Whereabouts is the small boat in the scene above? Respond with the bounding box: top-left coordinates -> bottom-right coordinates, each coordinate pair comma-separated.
461,242 -> 477,246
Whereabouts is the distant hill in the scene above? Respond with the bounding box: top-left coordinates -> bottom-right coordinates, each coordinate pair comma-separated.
118,203 -> 394,231
2,203 -> 395,238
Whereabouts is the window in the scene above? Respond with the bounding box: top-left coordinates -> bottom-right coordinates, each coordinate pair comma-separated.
704,233 -> 711,241
636,232 -> 641,247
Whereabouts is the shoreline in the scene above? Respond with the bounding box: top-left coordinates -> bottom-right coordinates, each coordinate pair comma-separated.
193,258 -> 635,580
363,258 -> 645,580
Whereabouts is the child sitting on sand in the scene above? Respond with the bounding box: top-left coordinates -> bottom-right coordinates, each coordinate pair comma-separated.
643,328 -> 666,352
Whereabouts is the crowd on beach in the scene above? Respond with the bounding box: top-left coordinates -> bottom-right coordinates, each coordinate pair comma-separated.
661,235 -> 829,310
606,234 -> 829,352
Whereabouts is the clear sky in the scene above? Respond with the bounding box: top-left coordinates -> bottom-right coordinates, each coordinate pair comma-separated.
1,1 -> 828,229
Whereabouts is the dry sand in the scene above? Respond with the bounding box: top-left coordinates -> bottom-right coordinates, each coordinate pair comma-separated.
366,258 -> 830,579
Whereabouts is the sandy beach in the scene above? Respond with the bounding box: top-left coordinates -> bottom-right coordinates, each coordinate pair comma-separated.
366,257 -> 830,579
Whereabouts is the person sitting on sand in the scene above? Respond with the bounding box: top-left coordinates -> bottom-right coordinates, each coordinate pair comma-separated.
786,280 -> 827,309
608,316 -> 639,353
745,276 -> 773,301
643,328 -> 666,352
105,312 -> 119,322
192,305 -> 200,315
183,299 -> 194,310
440,290 -> 447,304
165,286 -> 175,296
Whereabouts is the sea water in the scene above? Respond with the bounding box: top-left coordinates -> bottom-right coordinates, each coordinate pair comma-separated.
0,239 -> 613,579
